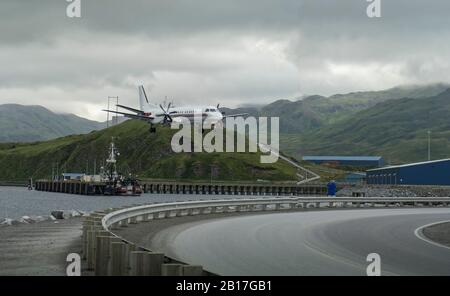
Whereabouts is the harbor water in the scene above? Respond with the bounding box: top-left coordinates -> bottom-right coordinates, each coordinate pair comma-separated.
0,186 -> 231,220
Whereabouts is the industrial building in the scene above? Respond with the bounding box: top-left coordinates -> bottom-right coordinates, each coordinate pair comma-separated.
61,173 -> 85,181
366,158 -> 450,186
341,172 -> 367,184
303,156 -> 384,168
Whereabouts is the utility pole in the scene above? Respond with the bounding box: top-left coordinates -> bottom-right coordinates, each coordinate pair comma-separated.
428,130 -> 431,161
107,96 -> 119,127
107,97 -> 110,128
116,96 -> 119,125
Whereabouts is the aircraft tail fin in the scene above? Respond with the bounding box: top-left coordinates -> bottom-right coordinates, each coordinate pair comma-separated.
138,85 -> 149,110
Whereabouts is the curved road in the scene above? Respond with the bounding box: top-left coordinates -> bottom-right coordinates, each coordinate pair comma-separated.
149,208 -> 450,276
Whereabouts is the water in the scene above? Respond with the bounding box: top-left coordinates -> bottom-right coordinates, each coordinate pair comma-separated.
0,186 -> 229,220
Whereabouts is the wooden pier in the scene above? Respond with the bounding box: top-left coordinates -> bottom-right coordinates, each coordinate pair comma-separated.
34,179 -> 328,196
34,180 -> 107,195
141,181 -> 328,196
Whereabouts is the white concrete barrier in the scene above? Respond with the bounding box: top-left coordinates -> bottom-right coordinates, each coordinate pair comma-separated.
110,242 -> 127,276
162,264 -> 183,276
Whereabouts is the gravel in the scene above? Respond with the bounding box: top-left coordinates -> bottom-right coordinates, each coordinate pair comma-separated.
337,185 -> 450,197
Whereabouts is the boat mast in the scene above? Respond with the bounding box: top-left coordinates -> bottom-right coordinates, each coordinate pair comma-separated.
105,137 -> 119,181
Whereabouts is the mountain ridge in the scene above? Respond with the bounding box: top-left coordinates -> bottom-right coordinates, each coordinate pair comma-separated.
282,88 -> 450,164
0,104 -> 104,143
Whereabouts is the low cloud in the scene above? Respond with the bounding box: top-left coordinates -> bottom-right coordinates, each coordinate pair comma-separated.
1,0 -> 449,120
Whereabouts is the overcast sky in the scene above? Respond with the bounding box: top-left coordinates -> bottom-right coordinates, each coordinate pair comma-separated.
1,0 -> 449,120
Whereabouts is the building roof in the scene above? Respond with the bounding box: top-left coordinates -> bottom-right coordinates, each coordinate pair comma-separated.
303,156 -> 383,162
367,158 -> 450,172
62,173 -> 85,177
346,172 -> 367,176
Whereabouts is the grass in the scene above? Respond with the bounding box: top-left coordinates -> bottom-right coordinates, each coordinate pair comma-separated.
0,120 -> 303,182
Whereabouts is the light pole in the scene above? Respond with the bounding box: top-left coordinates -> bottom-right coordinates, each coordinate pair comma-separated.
107,96 -> 119,127
427,130 -> 431,161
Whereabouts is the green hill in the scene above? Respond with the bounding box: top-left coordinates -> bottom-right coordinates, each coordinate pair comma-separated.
0,104 -> 104,142
282,88 -> 450,164
0,120 -> 305,182
225,83 -> 449,134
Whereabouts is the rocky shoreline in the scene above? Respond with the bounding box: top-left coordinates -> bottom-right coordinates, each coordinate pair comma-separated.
0,209 -> 87,227
337,185 -> 450,197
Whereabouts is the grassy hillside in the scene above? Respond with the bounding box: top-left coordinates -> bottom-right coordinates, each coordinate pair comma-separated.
225,83 -> 449,134
282,88 -> 450,164
0,104 -> 104,142
0,120 -> 305,182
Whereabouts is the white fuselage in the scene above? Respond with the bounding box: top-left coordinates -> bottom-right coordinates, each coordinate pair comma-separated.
144,105 -> 223,125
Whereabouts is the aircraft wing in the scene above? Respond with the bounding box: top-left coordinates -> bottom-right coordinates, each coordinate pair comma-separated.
223,113 -> 249,118
102,109 -> 154,121
116,104 -> 145,114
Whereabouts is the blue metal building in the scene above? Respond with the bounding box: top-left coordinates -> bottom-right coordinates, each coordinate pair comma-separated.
366,159 -> 450,186
342,172 -> 367,184
302,156 -> 384,168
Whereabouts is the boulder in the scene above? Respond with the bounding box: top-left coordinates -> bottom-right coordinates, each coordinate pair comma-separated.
19,216 -> 36,224
79,210 -> 89,217
32,216 -> 48,223
51,211 -> 64,220
62,210 -> 72,219
0,218 -> 20,226
69,210 -> 83,218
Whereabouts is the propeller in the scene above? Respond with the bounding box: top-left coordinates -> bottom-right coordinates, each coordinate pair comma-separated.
159,102 -> 173,124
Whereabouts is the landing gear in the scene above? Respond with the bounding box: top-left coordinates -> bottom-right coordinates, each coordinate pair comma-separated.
149,126 -> 156,133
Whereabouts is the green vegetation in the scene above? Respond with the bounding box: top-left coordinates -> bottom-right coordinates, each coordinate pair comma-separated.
0,120 -> 304,182
225,83 -> 450,134
281,89 -> 450,164
0,104 -> 103,142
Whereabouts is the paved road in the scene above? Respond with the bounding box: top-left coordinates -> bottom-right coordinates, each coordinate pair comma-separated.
149,208 -> 450,275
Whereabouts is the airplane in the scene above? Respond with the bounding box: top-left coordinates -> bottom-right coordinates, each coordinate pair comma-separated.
103,85 -> 248,133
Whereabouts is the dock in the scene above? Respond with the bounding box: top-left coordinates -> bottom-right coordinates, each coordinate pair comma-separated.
34,180 -> 328,196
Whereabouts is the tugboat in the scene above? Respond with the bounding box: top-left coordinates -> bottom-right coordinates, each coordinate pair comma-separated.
116,175 -> 143,196
102,138 -> 142,197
